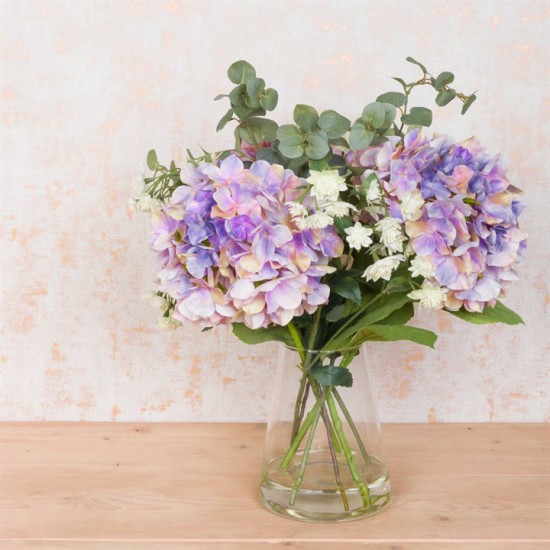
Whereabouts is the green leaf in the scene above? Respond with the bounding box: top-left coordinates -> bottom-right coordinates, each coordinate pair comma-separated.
293,104 -> 319,131
232,323 -> 295,347
277,124 -> 303,145
361,102 -> 386,128
227,60 -> 256,84
304,131 -> 329,160
260,88 -> 278,111
330,275 -> 362,305
245,77 -> 265,108
435,89 -> 456,107
461,94 -> 477,114
278,143 -> 304,159
401,106 -> 433,127
434,71 -> 454,89
379,102 -> 397,129
376,92 -> 406,107
238,117 -> 278,143
325,292 -> 411,349
392,77 -> 408,89
310,364 -> 353,388
405,56 -> 427,74
255,147 -> 285,165
146,149 -> 158,170
353,324 -> 437,348
329,137 -> 350,148
326,305 -> 347,322
228,84 -> 246,107
378,303 -> 414,325
349,122 -> 374,150
333,216 -> 353,238
214,94 -> 228,101
450,300 -> 524,325
318,110 -> 351,139
216,109 -> 234,132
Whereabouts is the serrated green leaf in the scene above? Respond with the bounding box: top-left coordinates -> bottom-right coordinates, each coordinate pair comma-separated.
293,104 -> 319,131
405,56 -> 427,73
330,275 -> 362,305
401,106 -> 433,127
146,149 -> 158,170
434,71 -> 454,89
232,323 -> 294,347
310,364 -> 353,388
450,300 -> 524,325
376,92 -> 407,107
349,122 -> 374,150
260,88 -> 278,111
461,94 -> 477,114
318,110 -> 350,139
227,60 -> 256,84
216,109 -> 234,132
435,89 -> 456,107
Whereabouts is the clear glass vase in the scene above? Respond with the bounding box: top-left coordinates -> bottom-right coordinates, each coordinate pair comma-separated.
259,345 -> 391,522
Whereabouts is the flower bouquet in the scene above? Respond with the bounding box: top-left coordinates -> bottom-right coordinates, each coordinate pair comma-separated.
131,58 -> 526,522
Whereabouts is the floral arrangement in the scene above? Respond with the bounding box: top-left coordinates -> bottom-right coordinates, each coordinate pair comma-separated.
131,58 -> 526,518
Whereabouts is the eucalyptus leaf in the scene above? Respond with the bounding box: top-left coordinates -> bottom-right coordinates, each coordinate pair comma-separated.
277,124 -> 303,145
227,60 -> 256,84
434,71 -> 455,89
304,131 -> 330,160
278,143 -> 304,159
293,104 -> 319,131
238,117 -> 278,143
146,149 -> 158,170
401,106 -> 433,127
376,92 -> 406,107
405,56 -> 427,74
216,109 -> 234,132
361,102 -> 386,128
256,147 -> 286,165
260,88 -> 278,111
349,122 -> 374,150
435,89 -> 456,107
318,110 -> 351,139
461,94 -> 477,114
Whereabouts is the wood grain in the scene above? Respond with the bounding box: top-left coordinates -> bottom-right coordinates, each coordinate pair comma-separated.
0,423 -> 548,548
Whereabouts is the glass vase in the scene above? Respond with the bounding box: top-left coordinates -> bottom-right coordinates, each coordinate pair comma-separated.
259,345 -> 391,522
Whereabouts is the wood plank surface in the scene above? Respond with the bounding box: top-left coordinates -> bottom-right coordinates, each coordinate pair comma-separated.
0,423 -> 548,548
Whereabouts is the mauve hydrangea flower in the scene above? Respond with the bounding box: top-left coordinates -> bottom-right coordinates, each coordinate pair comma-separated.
150,155 -> 343,329
354,130 -> 526,312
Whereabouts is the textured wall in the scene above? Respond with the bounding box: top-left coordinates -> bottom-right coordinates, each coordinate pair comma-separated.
1,0 -> 548,422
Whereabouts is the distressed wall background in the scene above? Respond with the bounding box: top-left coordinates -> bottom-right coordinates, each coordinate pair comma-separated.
1,0 -> 548,422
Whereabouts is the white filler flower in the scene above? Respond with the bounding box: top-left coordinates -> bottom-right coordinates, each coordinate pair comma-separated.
322,201 -> 357,217
307,170 -> 347,202
375,217 -> 406,253
305,212 -> 334,229
366,180 -> 382,204
345,222 -> 374,251
363,254 -> 405,282
409,255 -> 435,279
408,284 -> 447,309
287,201 -> 308,218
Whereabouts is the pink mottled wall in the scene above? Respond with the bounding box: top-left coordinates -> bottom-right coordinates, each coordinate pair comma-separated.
1,0 -> 548,422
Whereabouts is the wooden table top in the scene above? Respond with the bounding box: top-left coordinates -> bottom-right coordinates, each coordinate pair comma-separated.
0,422 -> 548,549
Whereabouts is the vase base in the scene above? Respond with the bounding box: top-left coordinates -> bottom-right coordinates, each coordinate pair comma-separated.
259,450 -> 391,523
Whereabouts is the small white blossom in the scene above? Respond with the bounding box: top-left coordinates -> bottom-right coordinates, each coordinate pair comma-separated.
345,222 -> 374,251
321,201 -> 357,217
408,284 -> 447,309
129,193 -> 163,214
375,217 -> 407,253
287,201 -> 308,218
400,189 -> 424,221
307,170 -> 347,202
363,254 -> 405,282
409,256 -> 435,279
305,212 -> 334,229
158,315 -> 182,329
294,216 -> 310,230
366,180 -> 382,205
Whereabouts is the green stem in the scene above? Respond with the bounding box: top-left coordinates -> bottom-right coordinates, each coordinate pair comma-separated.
287,322 -> 305,362
279,396 -> 324,470
333,388 -> 371,465
289,390 -> 326,506
290,376 -> 309,443
327,391 -> 371,507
